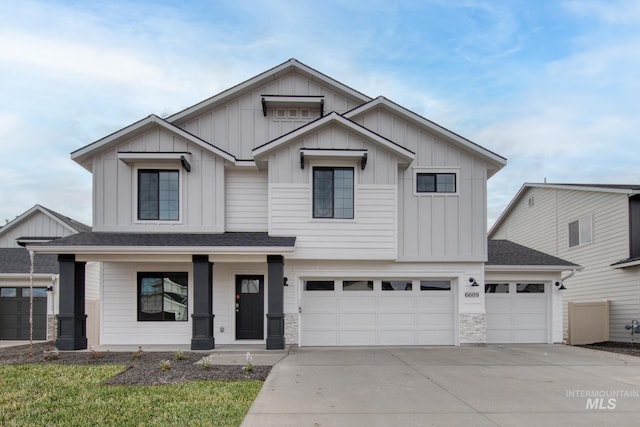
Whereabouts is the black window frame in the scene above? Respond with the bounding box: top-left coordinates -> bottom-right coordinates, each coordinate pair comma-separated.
416,173 -> 456,194
312,167 -> 354,219
137,272 -> 188,321
137,169 -> 180,221
304,280 -> 335,291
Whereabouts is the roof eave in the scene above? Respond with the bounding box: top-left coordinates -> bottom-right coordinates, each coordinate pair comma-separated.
485,265 -> 582,272
28,245 -> 296,255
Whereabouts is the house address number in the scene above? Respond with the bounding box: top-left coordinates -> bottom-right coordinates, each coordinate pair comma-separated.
465,292 -> 480,298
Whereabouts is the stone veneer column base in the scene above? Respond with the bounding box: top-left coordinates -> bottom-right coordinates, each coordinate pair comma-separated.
47,314 -> 57,341
284,313 -> 299,345
459,313 -> 487,345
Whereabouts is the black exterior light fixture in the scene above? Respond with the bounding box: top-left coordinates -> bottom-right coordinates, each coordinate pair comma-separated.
555,281 -> 567,290
469,277 -> 479,287
180,155 -> 191,172
283,277 -> 289,286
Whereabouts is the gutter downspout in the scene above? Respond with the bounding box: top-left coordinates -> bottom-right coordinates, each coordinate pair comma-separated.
561,269 -> 577,282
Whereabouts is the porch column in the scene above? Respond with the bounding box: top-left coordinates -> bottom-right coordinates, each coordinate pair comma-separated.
266,255 -> 285,350
191,255 -> 214,350
56,254 -> 87,350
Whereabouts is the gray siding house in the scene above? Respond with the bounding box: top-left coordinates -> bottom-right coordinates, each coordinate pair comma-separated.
490,183 -> 640,342
32,60 -> 575,350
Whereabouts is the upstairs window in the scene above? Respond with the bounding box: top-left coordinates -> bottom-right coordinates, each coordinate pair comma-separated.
313,167 -> 354,219
416,173 -> 456,194
568,215 -> 592,248
138,170 -> 179,221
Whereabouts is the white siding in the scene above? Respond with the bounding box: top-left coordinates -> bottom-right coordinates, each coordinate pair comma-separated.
0,211 -> 77,248
92,128 -> 226,232
100,262 -> 192,345
270,184 -> 397,260
491,187 -> 640,342
225,170 -> 268,232
177,71 -> 364,159
352,107 -> 489,261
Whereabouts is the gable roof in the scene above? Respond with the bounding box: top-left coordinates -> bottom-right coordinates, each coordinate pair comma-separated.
487,240 -> 580,271
252,111 -> 415,165
167,58 -> 372,124
345,96 -> 507,177
489,183 -> 640,237
0,205 -> 91,239
71,114 -> 237,171
0,248 -> 59,275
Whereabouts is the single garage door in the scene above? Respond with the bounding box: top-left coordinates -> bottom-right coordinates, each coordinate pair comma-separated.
0,287 -> 47,340
301,279 -> 455,346
485,282 -> 548,343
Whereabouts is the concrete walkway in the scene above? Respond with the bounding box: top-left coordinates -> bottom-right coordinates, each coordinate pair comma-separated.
242,345 -> 640,426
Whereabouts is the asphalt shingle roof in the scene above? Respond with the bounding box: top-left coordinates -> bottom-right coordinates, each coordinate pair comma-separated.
0,248 -> 59,274
488,240 -> 579,267
36,232 -> 296,248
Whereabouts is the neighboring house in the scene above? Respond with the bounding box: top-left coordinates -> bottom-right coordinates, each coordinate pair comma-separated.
32,59 -> 576,350
0,205 -> 92,341
489,183 -> 640,342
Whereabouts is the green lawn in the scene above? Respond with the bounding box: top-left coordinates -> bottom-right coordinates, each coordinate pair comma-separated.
0,365 -> 262,426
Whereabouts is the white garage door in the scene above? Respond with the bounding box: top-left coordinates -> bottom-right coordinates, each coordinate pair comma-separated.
300,280 -> 455,346
485,283 -> 548,343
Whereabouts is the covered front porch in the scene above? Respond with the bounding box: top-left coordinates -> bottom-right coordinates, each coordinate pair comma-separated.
29,232 -> 296,351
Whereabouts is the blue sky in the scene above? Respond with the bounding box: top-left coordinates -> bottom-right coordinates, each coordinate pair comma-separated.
1,0 -> 639,227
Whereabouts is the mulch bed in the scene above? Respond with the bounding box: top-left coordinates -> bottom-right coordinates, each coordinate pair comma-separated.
0,342 -> 270,385
580,341 -> 640,358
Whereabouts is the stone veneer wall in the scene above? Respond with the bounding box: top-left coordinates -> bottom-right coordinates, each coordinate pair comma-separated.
459,313 -> 486,345
284,313 -> 298,345
47,314 -> 57,341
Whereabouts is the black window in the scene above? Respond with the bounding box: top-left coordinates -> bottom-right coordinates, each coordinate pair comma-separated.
343,280 -> 373,291
138,272 -> 188,321
417,173 -> 456,193
382,280 -> 412,291
138,170 -> 179,220
313,167 -> 354,219
485,283 -> 509,293
517,283 -> 545,293
420,280 -> 451,291
305,280 -> 335,291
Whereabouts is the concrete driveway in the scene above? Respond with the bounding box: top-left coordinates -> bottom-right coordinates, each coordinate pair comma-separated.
242,345 -> 640,426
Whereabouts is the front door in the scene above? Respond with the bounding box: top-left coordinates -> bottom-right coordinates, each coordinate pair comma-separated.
235,275 -> 264,340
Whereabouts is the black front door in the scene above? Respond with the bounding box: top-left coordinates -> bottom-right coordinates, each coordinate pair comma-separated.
235,275 -> 264,340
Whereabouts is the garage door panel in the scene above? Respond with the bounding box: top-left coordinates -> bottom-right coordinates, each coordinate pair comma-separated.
513,297 -> 545,311
378,296 -> 414,312
339,296 -> 376,312
417,330 -> 454,345
378,313 -> 414,328
339,330 -> 377,345
303,330 -> 337,346
304,296 -> 337,312
304,313 -> 337,329
486,284 -> 548,344
417,313 -> 453,326
339,313 -> 376,328
512,329 -> 547,343
379,330 -> 414,345
512,313 -> 546,326
416,295 -> 452,312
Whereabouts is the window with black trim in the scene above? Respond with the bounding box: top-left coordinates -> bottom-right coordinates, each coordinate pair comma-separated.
138,272 -> 188,321
313,167 -> 354,219
568,215 -> 592,248
485,283 -> 509,293
416,173 -> 456,193
382,280 -> 412,291
138,170 -> 179,220
420,280 -> 451,291
305,280 -> 335,291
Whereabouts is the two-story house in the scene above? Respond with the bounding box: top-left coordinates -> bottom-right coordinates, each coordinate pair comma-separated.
490,183 -> 640,342
32,59 -> 576,350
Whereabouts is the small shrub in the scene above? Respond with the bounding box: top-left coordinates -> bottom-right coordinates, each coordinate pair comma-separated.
89,348 -> 105,360
242,352 -> 253,372
201,357 -> 210,371
173,351 -> 186,361
131,346 -> 143,360
159,360 -> 171,371
43,353 -> 59,361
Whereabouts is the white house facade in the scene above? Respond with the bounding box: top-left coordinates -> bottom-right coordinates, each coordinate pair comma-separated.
32,60 -> 575,350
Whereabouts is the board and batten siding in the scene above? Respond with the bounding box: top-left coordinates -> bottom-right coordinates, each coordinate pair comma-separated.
100,262 -> 192,345
225,169 -> 268,232
92,127 -> 225,232
350,106 -> 489,261
0,211 -> 77,248
270,184 -> 397,260
491,187 -> 640,342
178,72 -> 363,160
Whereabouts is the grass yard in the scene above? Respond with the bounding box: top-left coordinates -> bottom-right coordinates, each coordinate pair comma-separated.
0,364 -> 262,426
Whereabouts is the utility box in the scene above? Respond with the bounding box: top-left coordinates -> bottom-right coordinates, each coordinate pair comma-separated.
568,301 -> 609,345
